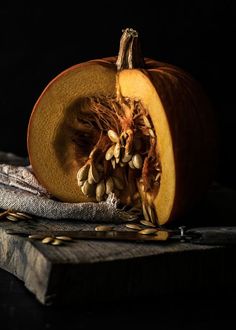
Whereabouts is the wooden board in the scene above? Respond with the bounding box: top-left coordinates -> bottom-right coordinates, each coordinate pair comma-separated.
1,184 -> 236,305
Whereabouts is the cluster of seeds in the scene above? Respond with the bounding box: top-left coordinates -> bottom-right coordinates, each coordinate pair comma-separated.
94,222 -> 169,240
0,209 -> 32,222
77,160 -> 125,202
75,97 -> 162,224
29,234 -> 73,246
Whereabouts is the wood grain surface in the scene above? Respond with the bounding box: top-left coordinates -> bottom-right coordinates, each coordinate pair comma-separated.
1,184 -> 236,305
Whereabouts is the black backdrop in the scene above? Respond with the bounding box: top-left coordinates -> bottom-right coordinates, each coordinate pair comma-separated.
0,1 -> 235,187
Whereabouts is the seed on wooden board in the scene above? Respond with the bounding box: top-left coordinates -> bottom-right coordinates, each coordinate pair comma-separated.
128,160 -> 135,169
95,225 -> 113,232
77,163 -> 90,181
138,228 -> 158,235
6,215 -> 19,222
113,143 -> 121,159
106,177 -> 114,194
56,236 -> 73,241
148,129 -> 155,138
112,176 -> 124,190
96,180 -> 105,200
140,220 -> 157,228
105,144 -> 115,161
147,205 -> 156,224
125,223 -> 142,230
132,154 -> 143,169
42,237 -> 54,244
156,231 -> 169,241
8,212 -> 27,220
15,212 -> 32,219
108,130 -> 119,143
28,234 -> 45,240
88,163 -> 100,184
52,239 -> 63,246
143,115 -> 152,128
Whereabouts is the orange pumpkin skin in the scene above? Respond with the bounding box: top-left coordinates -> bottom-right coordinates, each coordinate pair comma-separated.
28,51 -> 216,224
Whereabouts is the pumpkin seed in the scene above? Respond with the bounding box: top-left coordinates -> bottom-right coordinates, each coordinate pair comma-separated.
95,225 -> 113,232
132,154 -> 143,169
112,176 -> 124,190
147,205 -> 156,224
81,180 -> 95,196
143,115 -> 151,128
142,203 -> 150,222
15,212 -> 32,219
155,172 -> 161,182
28,234 -> 45,240
8,212 -> 26,220
114,143 -> 121,159
42,237 -> 54,244
88,163 -> 100,184
56,236 -> 73,241
96,180 -> 105,200
108,130 -> 119,143
148,129 -> 155,138
111,158 -> 116,169
156,231 -> 169,241
6,215 -> 19,222
128,160 -> 135,169
105,144 -> 115,161
138,228 -> 158,235
140,220 -> 156,228
77,163 -> 90,181
122,152 -> 132,163
52,239 -> 63,246
106,177 -> 114,194
77,179 -> 85,187
125,223 -> 142,230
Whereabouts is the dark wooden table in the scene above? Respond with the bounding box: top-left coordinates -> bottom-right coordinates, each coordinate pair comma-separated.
1,183 -> 236,329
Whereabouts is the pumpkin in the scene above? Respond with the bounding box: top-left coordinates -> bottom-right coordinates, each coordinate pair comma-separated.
27,28 -> 216,225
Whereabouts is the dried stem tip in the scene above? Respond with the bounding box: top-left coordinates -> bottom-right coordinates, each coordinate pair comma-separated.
116,28 -> 145,71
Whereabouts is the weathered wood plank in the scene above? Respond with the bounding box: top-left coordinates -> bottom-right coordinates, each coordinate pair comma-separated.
0,217 -> 233,305
0,185 -> 236,305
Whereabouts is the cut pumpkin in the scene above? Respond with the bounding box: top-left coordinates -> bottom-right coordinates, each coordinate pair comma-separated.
27,28 -> 216,225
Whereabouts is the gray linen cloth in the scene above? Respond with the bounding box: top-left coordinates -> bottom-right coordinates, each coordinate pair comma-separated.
0,151 -> 135,222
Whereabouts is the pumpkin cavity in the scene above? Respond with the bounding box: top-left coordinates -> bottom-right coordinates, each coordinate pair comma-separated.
74,95 -> 162,222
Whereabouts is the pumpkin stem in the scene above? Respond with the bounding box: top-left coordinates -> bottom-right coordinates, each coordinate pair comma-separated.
116,28 -> 145,71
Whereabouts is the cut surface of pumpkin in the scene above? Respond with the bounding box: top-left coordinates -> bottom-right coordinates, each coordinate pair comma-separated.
27,28 -> 216,225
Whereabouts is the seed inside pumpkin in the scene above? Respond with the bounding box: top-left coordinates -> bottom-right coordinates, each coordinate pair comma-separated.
74,97 -> 162,225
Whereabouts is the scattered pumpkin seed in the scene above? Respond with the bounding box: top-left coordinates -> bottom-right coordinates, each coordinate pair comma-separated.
140,220 -> 156,228
138,228 -> 158,235
52,239 -> 63,246
42,237 -> 54,244
55,236 -> 73,241
95,225 -> 113,232
125,223 -> 142,230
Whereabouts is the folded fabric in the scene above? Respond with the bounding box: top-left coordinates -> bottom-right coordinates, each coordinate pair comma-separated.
0,152 -> 135,222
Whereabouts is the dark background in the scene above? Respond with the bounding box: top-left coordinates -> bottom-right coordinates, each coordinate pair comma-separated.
0,0 -> 235,189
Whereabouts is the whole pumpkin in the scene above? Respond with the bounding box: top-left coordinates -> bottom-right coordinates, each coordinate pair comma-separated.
27,28 -> 216,225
